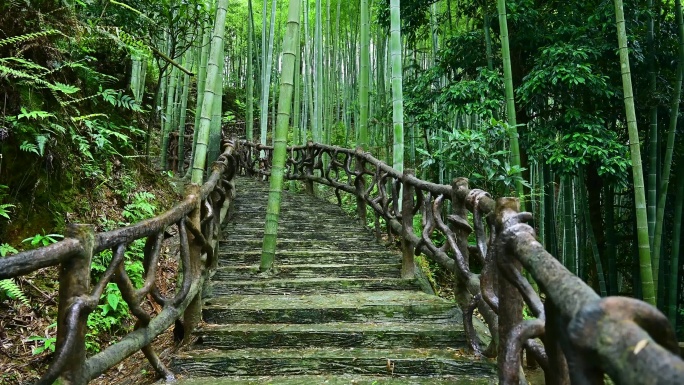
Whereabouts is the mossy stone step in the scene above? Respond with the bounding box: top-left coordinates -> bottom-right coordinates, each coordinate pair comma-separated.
226,218 -> 365,226
194,322 -> 466,350
222,230 -> 379,242
173,375 -> 495,385
171,347 -> 496,378
218,238 -> 390,252
218,250 -> 401,265
209,277 -> 420,295
214,264 -> 401,280
202,291 -> 459,324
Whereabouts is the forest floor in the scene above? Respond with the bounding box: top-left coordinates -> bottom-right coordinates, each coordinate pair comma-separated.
0,163 -> 185,384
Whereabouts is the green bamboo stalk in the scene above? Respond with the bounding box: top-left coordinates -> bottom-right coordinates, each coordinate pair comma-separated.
614,0 -> 655,305
130,55 -> 143,103
207,37 -> 224,165
187,19 -> 212,178
246,0 -> 255,141
563,176 -> 576,275
293,36 -> 302,144
390,0 -> 404,176
647,0 -> 657,250
652,0 -> 684,295
358,0 -> 370,149
160,65 -> 178,169
191,0 -> 229,184
543,163 -> 558,257
497,0 -> 525,208
581,169 -> 607,296
606,185 -> 617,295
668,165 -> 684,326
484,12 -> 493,71
260,0 -> 278,146
303,0 -> 314,140
177,48 -> 195,174
261,0 -> 302,271
314,0 -> 323,144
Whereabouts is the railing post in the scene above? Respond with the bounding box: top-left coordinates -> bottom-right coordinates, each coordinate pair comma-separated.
56,224 -> 94,385
451,178 -> 473,315
494,197 -> 524,384
355,147 -> 367,226
401,170 -> 415,278
304,141 -> 315,195
183,184 -> 203,344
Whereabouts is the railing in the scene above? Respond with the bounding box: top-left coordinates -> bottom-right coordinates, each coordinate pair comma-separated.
0,141 -> 238,385
238,140 -> 684,385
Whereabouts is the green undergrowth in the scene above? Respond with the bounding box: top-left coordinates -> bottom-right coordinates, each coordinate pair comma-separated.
0,158 -> 182,382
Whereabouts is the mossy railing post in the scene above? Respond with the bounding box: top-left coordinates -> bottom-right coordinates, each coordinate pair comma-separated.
451,178 -> 473,321
494,198 -> 525,383
401,169 -> 415,278
183,184 -> 203,345
355,147 -> 367,226
56,224 -> 94,385
304,141 -> 315,195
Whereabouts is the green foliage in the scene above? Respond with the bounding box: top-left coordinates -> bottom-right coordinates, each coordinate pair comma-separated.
0,245 -> 29,307
0,185 -> 12,220
22,231 -> 64,247
418,119 -> 529,195
0,30 -> 61,48
0,203 -> 14,219
99,88 -> 143,112
0,279 -> 29,307
87,283 -> 130,337
86,193 -> 158,350
122,191 -> 157,222
27,323 -> 57,355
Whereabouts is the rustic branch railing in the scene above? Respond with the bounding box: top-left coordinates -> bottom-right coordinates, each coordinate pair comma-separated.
238,140 -> 684,385
0,141 -> 237,385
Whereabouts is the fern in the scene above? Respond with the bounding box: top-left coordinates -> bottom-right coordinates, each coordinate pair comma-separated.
0,279 -> 30,307
71,113 -> 108,122
99,89 -> 142,112
0,64 -> 80,95
0,30 -> 61,48
18,107 -> 54,120
0,244 -> 29,307
20,141 -> 39,155
0,204 -> 14,219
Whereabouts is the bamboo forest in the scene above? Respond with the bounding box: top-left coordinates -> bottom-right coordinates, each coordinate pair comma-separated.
2,0 -> 684,383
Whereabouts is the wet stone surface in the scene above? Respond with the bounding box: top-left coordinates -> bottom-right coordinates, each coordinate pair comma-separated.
171,176 -> 496,383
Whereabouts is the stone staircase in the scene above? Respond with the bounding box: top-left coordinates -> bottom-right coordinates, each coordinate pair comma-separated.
171,176 -> 496,384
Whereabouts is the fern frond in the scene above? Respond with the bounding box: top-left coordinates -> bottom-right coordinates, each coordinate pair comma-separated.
0,279 -> 30,307
71,113 -> 108,122
0,30 -> 61,48
0,57 -> 49,73
0,64 -> 80,95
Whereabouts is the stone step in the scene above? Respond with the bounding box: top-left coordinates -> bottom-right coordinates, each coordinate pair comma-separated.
218,250 -> 400,265
223,220 -> 366,230
173,375 -> 495,385
202,291 -> 459,324
209,277 -> 420,295
214,264 -> 401,280
218,238 -> 389,252
194,322 -> 466,350
221,230 -> 379,242
171,347 -> 496,378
